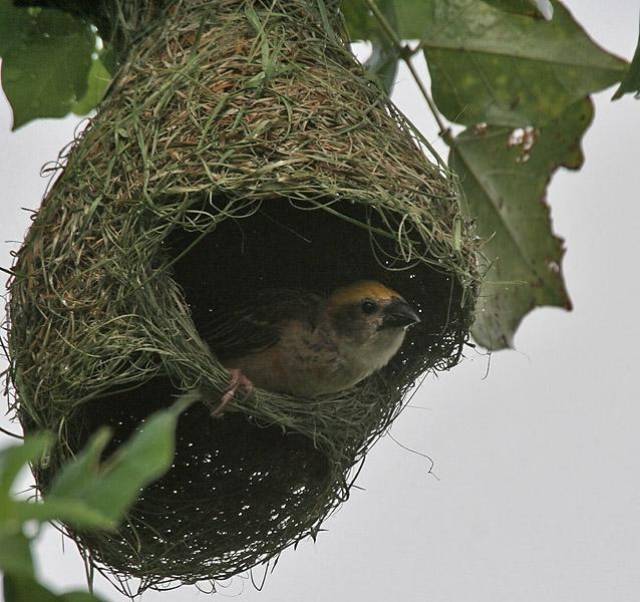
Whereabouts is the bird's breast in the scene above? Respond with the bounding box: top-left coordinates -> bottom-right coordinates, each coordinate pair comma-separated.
223,321 -> 404,398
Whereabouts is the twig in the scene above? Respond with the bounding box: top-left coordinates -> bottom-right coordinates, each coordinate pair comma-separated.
0,425 -> 23,439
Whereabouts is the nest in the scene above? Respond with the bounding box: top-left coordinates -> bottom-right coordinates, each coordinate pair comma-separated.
6,0 -> 478,593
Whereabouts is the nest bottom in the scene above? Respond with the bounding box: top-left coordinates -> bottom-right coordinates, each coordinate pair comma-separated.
31,376 -> 335,591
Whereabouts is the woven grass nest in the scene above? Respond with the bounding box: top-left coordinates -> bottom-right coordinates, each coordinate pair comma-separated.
6,0 -> 478,592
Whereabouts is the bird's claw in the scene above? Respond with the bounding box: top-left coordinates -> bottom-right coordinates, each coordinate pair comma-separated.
212,368 -> 254,417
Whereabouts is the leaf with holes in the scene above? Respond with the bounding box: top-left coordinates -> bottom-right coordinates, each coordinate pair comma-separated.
419,0 -> 625,126
450,98 -> 594,349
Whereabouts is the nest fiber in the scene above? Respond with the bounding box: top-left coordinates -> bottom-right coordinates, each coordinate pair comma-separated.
7,0 -> 478,591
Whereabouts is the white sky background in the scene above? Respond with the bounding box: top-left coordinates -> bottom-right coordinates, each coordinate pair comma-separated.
1,1 -> 640,601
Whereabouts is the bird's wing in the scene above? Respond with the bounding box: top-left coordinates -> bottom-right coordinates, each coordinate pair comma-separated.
199,289 -> 324,361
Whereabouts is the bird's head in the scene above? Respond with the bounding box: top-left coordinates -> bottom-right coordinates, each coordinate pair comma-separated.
324,281 -> 420,367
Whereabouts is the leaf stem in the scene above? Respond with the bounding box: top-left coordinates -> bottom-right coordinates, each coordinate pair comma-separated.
402,52 -> 452,141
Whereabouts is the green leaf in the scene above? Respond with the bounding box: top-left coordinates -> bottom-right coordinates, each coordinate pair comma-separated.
48,398 -> 190,525
4,574 -> 59,602
3,574 -> 107,602
612,18 -> 640,100
364,0 -> 398,94
450,98 -> 594,349
419,0 -> 626,126
390,1 -> 433,39
0,434 -> 51,500
1,7 -> 95,129
341,0 -> 399,94
0,531 -> 34,577
0,0 -> 31,56
0,433 -> 112,531
480,0 -> 552,19
46,429 -> 112,507
72,53 -> 112,115
365,39 -> 398,95
11,498 -> 114,530
340,0 -> 373,40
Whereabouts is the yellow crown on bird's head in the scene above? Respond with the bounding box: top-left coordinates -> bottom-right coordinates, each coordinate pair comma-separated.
328,280 -> 403,307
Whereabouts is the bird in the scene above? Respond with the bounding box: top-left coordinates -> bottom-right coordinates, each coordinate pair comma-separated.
201,281 -> 420,415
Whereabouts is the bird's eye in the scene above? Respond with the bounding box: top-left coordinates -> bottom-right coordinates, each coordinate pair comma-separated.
361,300 -> 378,315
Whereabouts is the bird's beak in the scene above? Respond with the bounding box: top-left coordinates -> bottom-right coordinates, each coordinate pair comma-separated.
381,299 -> 421,329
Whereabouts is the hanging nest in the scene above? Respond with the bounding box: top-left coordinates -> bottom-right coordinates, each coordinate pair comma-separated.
6,0 -> 478,593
